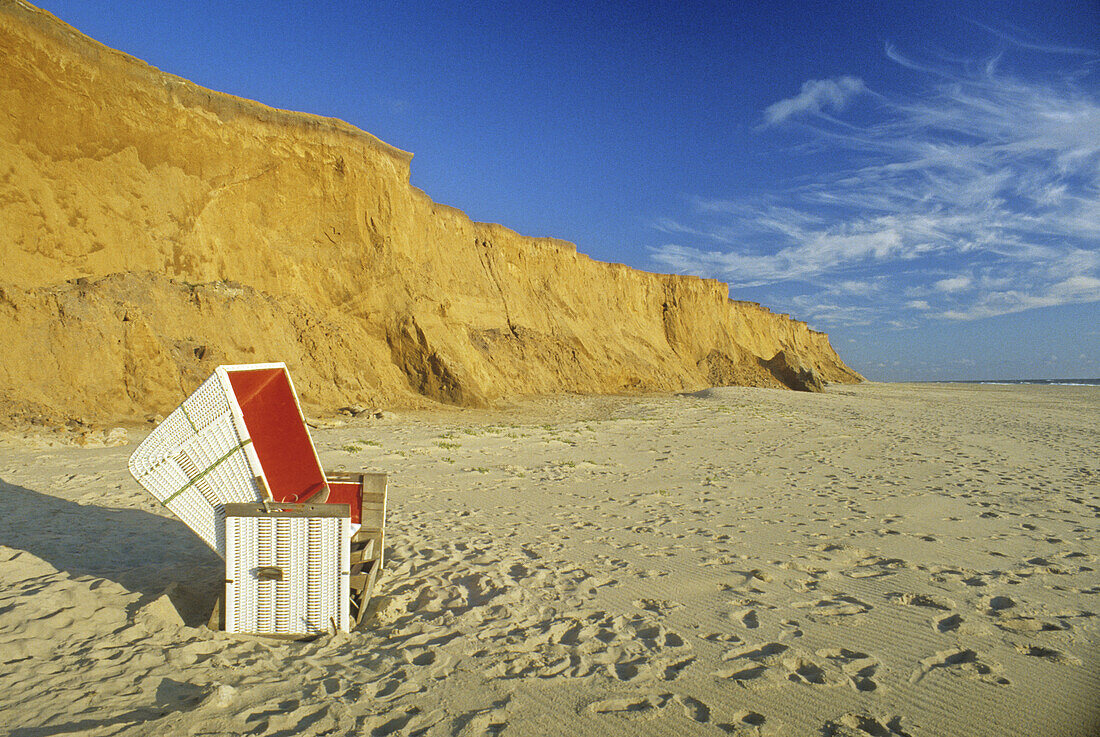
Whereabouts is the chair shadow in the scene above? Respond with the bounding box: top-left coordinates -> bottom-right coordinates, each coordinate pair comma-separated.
0,477 -> 222,626
8,678 -> 209,737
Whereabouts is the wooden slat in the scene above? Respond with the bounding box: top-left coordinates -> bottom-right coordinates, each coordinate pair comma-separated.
351,538 -> 375,564
350,559 -> 379,627
350,559 -> 377,590
354,531 -> 384,562
323,469 -> 388,616
352,527 -> 383,542
360,473 -> 387,494
224,502 -> 349,519
359,512 -> 385,528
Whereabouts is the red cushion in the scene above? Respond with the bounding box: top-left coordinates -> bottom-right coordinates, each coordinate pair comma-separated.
226,367 -> 328,503
325,482 -> 362,524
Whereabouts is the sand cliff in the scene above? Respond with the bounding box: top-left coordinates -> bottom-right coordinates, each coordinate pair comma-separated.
0,0 -> 861,428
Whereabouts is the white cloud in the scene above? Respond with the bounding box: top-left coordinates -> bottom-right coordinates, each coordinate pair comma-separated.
934,275 -> 972,292
967,21 -> 1099,57
788,295 -> 880,327
1050,275 -> 1100,300
835,280 -> 879,296
763,76 -> 867,125
941,276 -> 1100,320
649,44 -> 1100,324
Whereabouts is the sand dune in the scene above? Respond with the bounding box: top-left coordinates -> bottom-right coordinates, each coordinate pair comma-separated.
1,383 -> 1097,735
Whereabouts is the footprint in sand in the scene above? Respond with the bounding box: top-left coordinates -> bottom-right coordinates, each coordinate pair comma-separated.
662,656 -> 696,681
994,615 -> 1071,633
718,570 -> 771,590
979,595 -> 1085,633
934,613 -> 964,633
587,692 -> 711,724
984,595 -> 1017,614
792,594 -> 872,618
373,669 -> 426,702
731,608 -> 760,628
776,620 -> 804,643
477,608 -> 693,682
889,592 -> 966,633
716,640 -> 881,691
822,712 -> 912,737
718,710 -> 770,735
909,647 -> 1010,686
370,706 -> 435,736
1014,644 -> 1081,664
633,598 -> 682,615
676,695 -> 710,723
783,656 -> 828,685
848,556 -> 908,579
888,592 -> 955,610
588,693 -> 672,717
714,642 -> 789,684
818,648 -> 880,692
453,698 -> 512,737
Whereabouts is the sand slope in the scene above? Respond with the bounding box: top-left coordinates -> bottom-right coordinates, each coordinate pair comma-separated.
1,383 -> 1097,735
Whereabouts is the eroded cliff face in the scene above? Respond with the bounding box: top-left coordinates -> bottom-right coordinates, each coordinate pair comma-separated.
0,0 -> 861,428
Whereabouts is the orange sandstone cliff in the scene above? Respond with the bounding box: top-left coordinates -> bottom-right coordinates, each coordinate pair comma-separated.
0,0 -> 861,428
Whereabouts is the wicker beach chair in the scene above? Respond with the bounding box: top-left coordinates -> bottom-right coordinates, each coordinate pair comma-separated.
129,363 -> 388,635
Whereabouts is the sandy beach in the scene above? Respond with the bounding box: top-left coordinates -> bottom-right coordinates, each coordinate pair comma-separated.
1,382 -> 1097,736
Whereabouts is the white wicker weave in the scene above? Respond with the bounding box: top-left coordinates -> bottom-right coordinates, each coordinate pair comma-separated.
128,366 -> 277,557
224,504 -> 350,635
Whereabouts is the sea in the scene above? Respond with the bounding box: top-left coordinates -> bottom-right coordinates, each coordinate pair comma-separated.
942,378 -> 1100,387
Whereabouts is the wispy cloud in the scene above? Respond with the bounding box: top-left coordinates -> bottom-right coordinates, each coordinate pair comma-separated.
763,76 -> 868,125
649,41 -> 1100,327
967,20 -> 1100,57
942,275 -> 1100,320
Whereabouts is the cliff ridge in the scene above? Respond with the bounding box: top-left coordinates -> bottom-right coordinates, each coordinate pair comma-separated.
0,0 -> 862,428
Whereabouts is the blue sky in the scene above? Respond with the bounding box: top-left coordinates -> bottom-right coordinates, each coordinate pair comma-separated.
33,1 -> 1100,381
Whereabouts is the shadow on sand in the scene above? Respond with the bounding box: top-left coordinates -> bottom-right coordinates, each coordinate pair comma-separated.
0,477 -> 222,626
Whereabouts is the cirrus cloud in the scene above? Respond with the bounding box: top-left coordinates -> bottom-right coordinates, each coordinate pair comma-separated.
649,41 -> 1100,328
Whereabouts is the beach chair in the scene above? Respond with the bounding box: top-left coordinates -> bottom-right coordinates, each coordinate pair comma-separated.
129,363 -> 388,635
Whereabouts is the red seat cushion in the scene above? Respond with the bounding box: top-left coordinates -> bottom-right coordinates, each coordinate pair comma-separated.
325,481 -> 362,524
226,367 -> 328,503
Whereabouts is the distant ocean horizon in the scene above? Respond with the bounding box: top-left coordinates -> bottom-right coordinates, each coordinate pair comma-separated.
929,378 -> 1100,387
